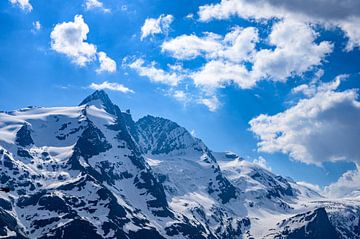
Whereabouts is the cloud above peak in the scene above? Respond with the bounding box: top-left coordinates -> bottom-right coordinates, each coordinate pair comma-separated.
50,15 -> 116,73
89,81 -> 134,94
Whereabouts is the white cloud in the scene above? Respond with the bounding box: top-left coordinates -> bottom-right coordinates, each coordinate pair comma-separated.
132,20 -> 331,112
292,84 -> 314,97
32,21 -> 41,32
51,15 -> 97,66
96,51 -> 117,73
191,60 -> 254,89
297,181 -> 322,193
140,14 -> 174,40
50,15 -> 116,73
198,0 -> 288,22
172,90 -> 187,102
253,156 -> 272,171
84,0 -> 110,13
126,57 -> 224,111
220,27 -> 259,62
162,20 -> 331,90
324,167 -> 360,198
162,33 -> 223,60
339,17 -> 360,51
197,0 -> 360,51
251,20 -> 333,82
128,4 -> 335,112
89,81 -> 134,94
9,0 -> 32,12
198,95 -> 220,112
185,13 -> 194,20
249,76 -> 360,165
127,58 -> 183,86
162,27 -> 258,62
292,74 -> 347,97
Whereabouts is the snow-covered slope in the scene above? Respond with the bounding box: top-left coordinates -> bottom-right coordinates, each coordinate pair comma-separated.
0,90 -> 359,239
135,116 -> 249,238
216,152 -> 360,238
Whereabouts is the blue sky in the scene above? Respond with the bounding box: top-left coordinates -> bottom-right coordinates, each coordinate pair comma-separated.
1,0 -> 360,190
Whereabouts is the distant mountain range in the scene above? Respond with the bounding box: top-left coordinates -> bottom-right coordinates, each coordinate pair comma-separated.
0,90 -> 359,238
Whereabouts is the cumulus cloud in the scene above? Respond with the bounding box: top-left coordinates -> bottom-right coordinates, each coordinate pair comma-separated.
96,52 -> 117,73
162,27 -> 258,62
198,0 -> 360,50
249,76 -> 360,165
130,18 -> 331,111
191,60 -> 254,89
50,15 -> 116,73
162,33 -> 223,60
127,58 -> 183,86
253,156 -> 272,171
9,0 -> 32,12
163,20 -> 331,90
324,167 -> 360,198
339,17 -> 360,51
84,0 -> 110,12
89,81 -> 134,94
251,20 -> 333,82
51,15 -> 97,66
141,14 -> 174,40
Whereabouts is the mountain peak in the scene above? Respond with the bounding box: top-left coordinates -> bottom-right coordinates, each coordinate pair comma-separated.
79,90 -> 122,116
79,90 -> 113,107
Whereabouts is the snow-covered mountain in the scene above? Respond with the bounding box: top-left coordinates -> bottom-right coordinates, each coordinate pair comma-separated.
0,90 -> 359,238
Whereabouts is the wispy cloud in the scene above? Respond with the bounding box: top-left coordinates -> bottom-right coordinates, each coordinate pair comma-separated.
89,81 -> 134,94
198,95 -> 220,112
126,58 -> 183,86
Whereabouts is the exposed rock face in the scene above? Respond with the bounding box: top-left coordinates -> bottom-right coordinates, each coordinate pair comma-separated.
15,124 -> 34,147
265,208 -> 339,239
